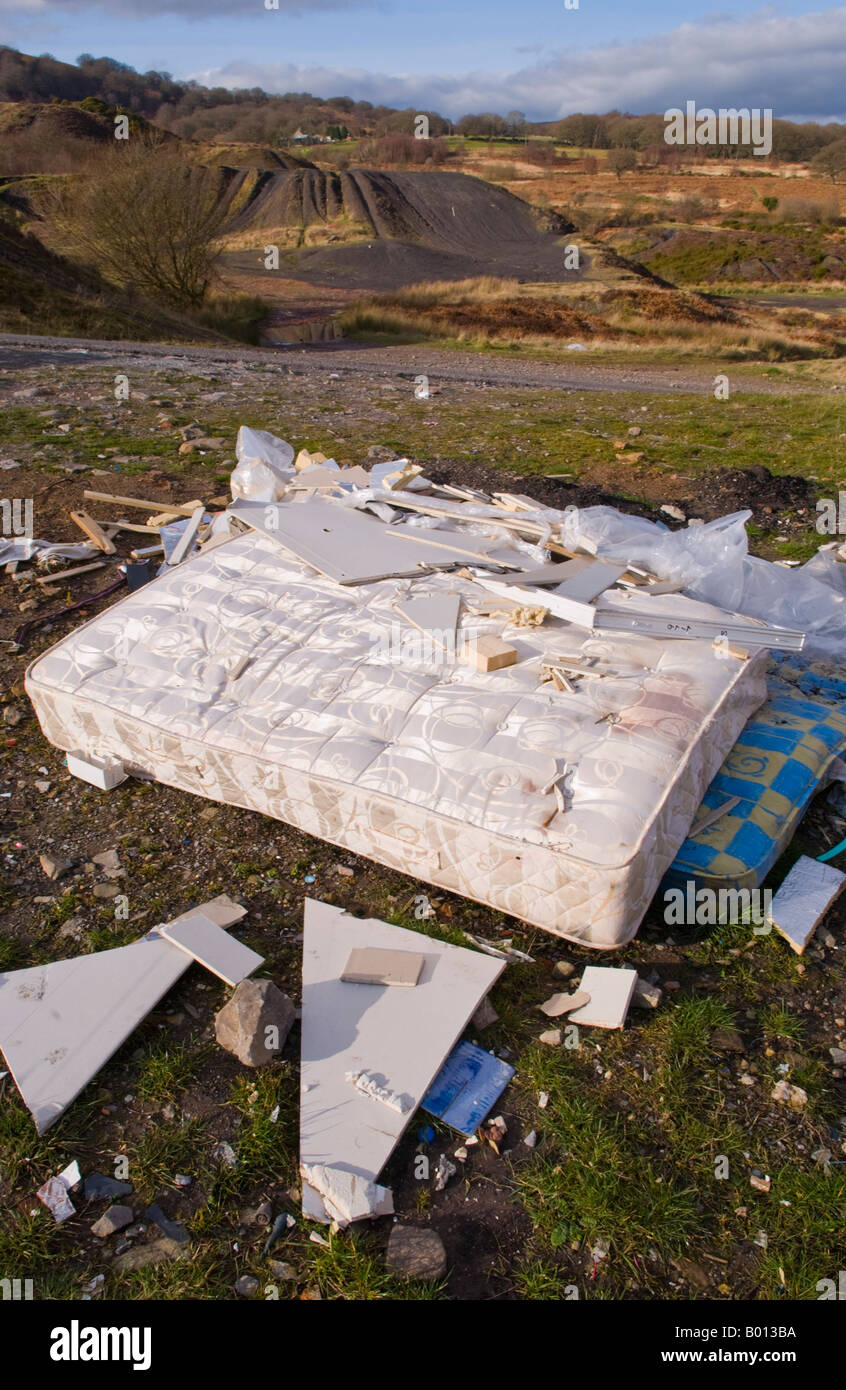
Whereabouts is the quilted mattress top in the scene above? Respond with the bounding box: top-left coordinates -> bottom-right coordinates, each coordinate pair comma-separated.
26,530 -> 767,871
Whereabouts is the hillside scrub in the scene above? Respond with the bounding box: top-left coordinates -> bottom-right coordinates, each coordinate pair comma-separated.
34,142 -> 229,308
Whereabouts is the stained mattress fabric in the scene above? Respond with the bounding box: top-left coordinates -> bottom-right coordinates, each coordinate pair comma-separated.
25,529 -> 768,947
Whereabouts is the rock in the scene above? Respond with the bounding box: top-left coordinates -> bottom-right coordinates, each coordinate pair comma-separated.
235,1274 -> 260,1298
335,864 -> 354,877
771,1080 -> 808,1109
553,960 -> 575,979
214,979 -> 295,1066
386,1226 -> 447,1280
112,1237 -> 187,1273
539,1029 -> 562,1046
91,1204 -> 134,1237
267,1260 -> 296,1280
676,1256 -> 711,1291
84,1172 -> 133,1201
631,979 -> 662,1009
93,882 -> 120,899
829,1047 -> 846,1067
144,1203 -> 190,1243
3,705 -> 23,726
471,996 -> 499,1029
59,916 -> 86,940
660,504 -> 686,523
40,852 -> 72,880
211,1140 -> 238,1168
627,426 -> 642,437
750,1170 -> 770,1193
711,1027 -> 745,1054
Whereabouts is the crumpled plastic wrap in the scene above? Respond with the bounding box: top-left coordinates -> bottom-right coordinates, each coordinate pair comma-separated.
230,427 -> 295,503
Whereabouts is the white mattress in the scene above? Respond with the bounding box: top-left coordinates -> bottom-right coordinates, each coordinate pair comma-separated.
26,530 -> 768,948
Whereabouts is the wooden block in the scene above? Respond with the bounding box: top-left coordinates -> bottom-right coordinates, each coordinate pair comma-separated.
84,491 -> 201,518
341,947 -> 425,987
69,510 -> 116,555
37,561 -> 107,587
568,967 -> 637,1029
165,507 -> 206,567
769,854 -> 846,954
147,500 -> 204,527
465,634 -> 517,673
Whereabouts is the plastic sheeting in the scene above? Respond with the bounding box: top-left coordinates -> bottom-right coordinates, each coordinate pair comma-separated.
559,505 -> 846,662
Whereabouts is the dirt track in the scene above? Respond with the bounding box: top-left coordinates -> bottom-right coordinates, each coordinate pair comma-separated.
0,331 -> 818,395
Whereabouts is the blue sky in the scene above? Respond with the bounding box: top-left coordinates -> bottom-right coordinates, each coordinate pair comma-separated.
1,1 -> 844,120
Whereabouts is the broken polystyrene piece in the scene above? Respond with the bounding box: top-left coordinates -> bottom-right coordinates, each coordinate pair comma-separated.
567,966 -> 637,1030
0,897 -> 250,1132
300,1163 -> 394,1228
768,854 -> 846,954
157,912 -> 264,986
66,750 -> 127,790
345,1069 -> 414,1113
300,899 -> 503,1222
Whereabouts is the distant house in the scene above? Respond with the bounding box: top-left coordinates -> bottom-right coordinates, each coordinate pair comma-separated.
292,127 -> 309,143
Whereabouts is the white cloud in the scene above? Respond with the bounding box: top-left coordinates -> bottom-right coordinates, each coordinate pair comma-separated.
0,0 -> 368,15
192,9 -> 846,121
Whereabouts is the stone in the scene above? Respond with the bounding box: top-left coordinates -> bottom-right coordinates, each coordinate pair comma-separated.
214,978 -> 295,1066
84,1172 -> 133,1201
771,1080 -> 808,1109
631,979 -> 662,1009
40,852 -> 72,880
235,1275 -> 260,1298
829,1047 -> 846,1067
59,916 -> 86,941
471,996 -> 499,1030
553,960 -> 576,979
91,1204 -> 134,1237
711,1027 -> 745,1054
267,1260 -> 296,1280
749,1171 -> 770,1193
144,1203 -> 190,1244
385,1226 -> 447,1280
93,882 -> 120,899
112,1238 -> 188,1273
539,1029 -> 562,1046
660,504 -> 686,523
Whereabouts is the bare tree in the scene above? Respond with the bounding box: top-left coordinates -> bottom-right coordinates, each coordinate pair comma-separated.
36,139 -> 228,307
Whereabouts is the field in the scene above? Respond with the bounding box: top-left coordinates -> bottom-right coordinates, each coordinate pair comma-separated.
1,344 -> 845,1301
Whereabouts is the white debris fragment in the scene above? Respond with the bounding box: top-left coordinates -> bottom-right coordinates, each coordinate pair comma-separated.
345,1069 -> 413,1114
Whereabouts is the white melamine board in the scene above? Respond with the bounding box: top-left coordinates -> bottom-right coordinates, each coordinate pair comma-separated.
769,854 -> 846,953
0,897 -> 247,1132
300,898 -> 503,1218
395,594 -> 461,645
553,560 -> 627,603
568,966 -> 637,1029
158,913 -> 264,985
0,933 -> 190,1133
229,499 -> 485,584
492,559 -> 592,588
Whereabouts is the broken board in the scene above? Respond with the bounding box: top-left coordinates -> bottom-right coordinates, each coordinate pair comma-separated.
157,913 -> 264,986
768,854 -> 846,954
341,947 -> 425,988
300,899 -> 503,1222
0,897 -> 246,1132
395,594 -> 461,649
567,966 -> 637,1030
229,498 -> 490,585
